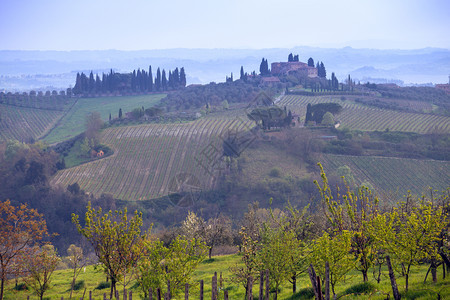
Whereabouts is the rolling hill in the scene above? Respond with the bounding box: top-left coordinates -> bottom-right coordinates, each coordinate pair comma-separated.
51,116 -> 253,201
279,95 -> 450,133
0,103 -> 64,142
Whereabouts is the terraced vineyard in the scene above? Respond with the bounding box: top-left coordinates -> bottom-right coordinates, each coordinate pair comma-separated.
320,154 -> 450,197
0,103 -> 63,142
279,95 -> 450,133
51,117 -> 253,201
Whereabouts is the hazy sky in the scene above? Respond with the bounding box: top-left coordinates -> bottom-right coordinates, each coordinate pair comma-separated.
1,0 -> 449,50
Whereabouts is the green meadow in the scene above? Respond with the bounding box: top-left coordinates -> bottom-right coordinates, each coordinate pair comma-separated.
3,254 -> 449,299
43,94 -> 165,144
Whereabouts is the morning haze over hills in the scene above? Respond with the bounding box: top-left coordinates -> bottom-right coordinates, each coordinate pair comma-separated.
1,0 -> 450,299
1,47 -> 449,91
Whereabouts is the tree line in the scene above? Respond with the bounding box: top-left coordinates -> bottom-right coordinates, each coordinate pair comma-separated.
0,90 -> 72,111
161,80 -> 261,110
72,66 -> 186,96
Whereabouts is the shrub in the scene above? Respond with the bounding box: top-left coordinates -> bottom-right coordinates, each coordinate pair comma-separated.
13,283 -> 28,291
342,282 -> 376,296
73,280 -> 85,291
269,167 -> 282,178
286,287 -> 315,299
95,281 -> 111,290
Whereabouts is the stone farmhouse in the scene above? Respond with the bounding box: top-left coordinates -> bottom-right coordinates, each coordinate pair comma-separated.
271,61 -> 318,77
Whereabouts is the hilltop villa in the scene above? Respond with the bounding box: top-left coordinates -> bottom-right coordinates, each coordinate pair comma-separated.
271,61 -> 318,77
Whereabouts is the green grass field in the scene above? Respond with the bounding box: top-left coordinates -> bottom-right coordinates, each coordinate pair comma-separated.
43,94 -> 165,144
320,154 -> 450,198
3,253 -> 449,299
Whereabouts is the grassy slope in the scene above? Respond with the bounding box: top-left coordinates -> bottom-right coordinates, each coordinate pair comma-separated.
43,94 -> 165,144
3,254 -> 449,299
51,122 -> 449,203
51,116 -> 253,201
0,104 -> 63,142
278,95 -> 450,134
320,154 -> 450,197
48,93 -> 449,202
239,142 -> 309,184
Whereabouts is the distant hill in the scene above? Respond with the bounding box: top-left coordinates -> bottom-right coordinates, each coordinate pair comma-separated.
1,47 -> 449,91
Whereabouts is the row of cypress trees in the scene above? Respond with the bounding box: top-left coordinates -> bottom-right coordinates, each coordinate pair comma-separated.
73,66 -> 186,95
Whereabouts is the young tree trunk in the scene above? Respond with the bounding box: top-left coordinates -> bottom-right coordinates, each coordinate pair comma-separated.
209,247 -> 213,259
443,261 -> 446,279
259,272 -> 264,300
362,269 -> 368,282
386,256 -> 401,300
424,265 -> 432,283
325,262 -> 330,300
376,261 -> 382,283
212,274 -> 218,300
247,276 -> 253,300
405,273 -> 409,291
110,278 -> 117,300
317,276 -> 323,300
200,280 -> 203,300
1,278 -> 4,300
308,264 -> 321,300
431,261 -> 437,283
292,273 -> 296,294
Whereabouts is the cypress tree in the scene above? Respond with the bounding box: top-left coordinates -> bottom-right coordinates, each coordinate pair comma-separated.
142,70 -> 148,91
74,73 -> 82,94
173,67 -> 179,88
288,53 -> 294,62
88,71 -> 95,92
260,58 -> 265,75
155,68 -> 161,91
119,108 -> 122,118
109,69 -> 114,91
180,67 -> 186,87
95,74 -> 102,93
319,62 -> 327,78
260,58 -> 269,76
102,73 -> 107,93
131,70 -> 136,91
137,69 -> 142,91
161,69 -> 167,91
308,57 -> 314,67
305,103 -> 312,125
80,73 -> 88,93
240,66 -> 245,80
